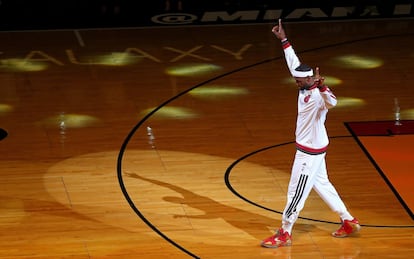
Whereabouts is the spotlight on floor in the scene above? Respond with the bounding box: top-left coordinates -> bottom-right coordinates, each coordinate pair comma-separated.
140,106 -> 199,119
332,55 -> 383,69
0,59 -> 48,72
166,63 -> 222,77
189,85 -> 249,100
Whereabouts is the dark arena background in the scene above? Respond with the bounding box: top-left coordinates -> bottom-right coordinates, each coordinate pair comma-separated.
0,0 -> 413,30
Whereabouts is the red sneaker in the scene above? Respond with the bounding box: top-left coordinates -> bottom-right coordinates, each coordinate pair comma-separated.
332,218 -> 361,238
261,228 -> 292,248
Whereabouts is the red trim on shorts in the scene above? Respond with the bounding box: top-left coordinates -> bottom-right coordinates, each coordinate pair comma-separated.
295,142 -> 328,155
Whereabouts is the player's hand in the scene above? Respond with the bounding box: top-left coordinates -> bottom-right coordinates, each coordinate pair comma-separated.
314,67 -> 325,86
272,19 -> 287,40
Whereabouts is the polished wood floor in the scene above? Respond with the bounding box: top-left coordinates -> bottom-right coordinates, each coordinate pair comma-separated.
1,19 -> 414,258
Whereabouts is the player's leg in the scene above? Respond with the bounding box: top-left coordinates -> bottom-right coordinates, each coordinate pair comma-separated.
281,151 -> 318,233
261,151 -> 318,248
313,155 -> 360,237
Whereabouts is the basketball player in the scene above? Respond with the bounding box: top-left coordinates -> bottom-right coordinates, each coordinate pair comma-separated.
261,20 -> 360,248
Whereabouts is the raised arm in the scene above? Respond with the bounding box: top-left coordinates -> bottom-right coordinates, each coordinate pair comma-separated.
271,19 -> 303,77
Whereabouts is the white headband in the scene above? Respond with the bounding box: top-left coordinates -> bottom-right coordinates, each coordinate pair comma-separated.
292,69 -> 313,78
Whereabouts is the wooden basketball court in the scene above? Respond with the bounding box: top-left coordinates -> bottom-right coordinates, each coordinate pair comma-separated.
1,18 -> 414,258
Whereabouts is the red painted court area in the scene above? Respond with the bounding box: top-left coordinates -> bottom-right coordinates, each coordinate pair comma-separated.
346,120 -> 414,218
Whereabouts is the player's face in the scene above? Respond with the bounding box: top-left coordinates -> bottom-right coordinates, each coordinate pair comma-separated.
294,76 -> 313,89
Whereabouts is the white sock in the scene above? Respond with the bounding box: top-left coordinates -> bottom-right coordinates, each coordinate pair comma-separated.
281,223 -> 293,235
339,211 -> 353,221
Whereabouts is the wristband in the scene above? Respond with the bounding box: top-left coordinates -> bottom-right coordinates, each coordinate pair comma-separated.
318,85 -> 328,92
281,38 -> 290,48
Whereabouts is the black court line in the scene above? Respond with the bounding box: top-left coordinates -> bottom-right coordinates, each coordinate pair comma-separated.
344,121 -> 414,220
116,32 -> 414,258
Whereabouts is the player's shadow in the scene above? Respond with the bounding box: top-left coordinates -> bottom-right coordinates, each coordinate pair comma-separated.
125,172 -> 316,240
